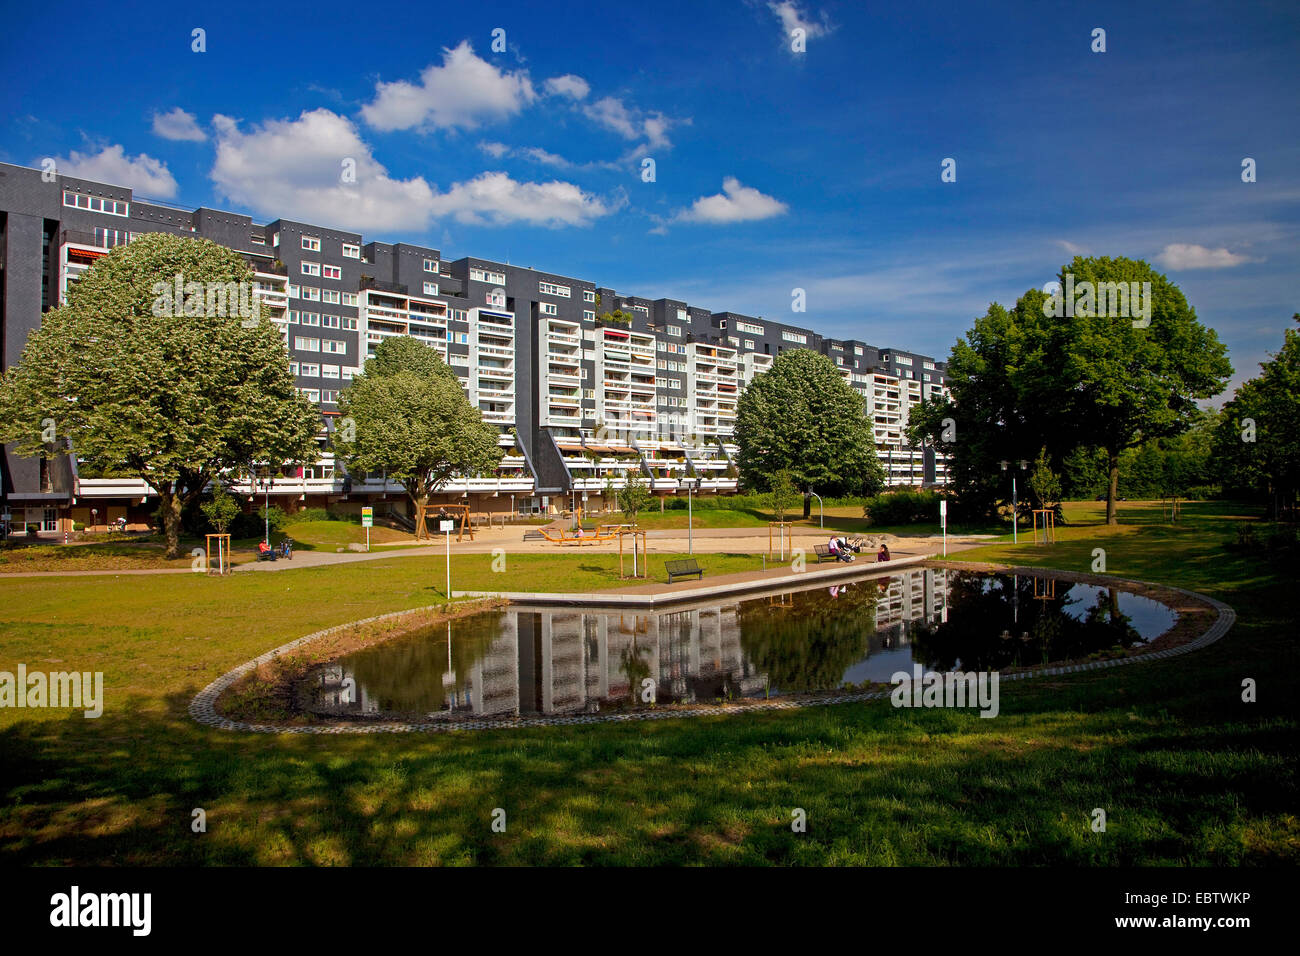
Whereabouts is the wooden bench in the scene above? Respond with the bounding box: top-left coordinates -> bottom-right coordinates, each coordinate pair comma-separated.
522,530 -> 545,541
665,558 -> 704,583
813,544 -> 837,563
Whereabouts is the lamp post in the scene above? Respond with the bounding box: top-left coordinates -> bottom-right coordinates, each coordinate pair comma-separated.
262,471 -> 272,547
687,477 -> 701,554
999,459 -> 1029,543
809,490 -> 823,529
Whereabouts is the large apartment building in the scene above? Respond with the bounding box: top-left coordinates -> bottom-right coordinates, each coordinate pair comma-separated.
0,161 -> 949,533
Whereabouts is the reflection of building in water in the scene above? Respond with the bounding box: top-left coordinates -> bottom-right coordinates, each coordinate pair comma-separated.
316,663 -> 383,713
874,569 -> 951,643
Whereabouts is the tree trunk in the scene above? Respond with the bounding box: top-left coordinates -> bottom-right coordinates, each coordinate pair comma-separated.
1106,448 -> 1120,526
159,490 -> 184,559
413,495 -> 429,540
802,493 -> 811,520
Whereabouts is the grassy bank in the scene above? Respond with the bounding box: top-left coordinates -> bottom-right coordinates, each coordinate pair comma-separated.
0,501 -> 1294,865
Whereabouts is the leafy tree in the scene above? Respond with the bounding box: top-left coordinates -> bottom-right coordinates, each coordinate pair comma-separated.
912,258 -> 1231,524
734,348 -> 885,506
200,480 -> 242,533
1027,447 -> 1062,512
0,232 -> 320,557
1214,314 -> 1300,517
1026,257 -> 1231,523
334,336 -> 502,539
768,468 -> 798,521
617,469 -> 653,523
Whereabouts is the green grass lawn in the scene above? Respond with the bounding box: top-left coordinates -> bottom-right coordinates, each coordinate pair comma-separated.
0,501 -> 1295,865
595,504 -> 1001,537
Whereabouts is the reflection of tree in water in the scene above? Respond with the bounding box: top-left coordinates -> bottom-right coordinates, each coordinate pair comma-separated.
738,583 -> 880,691
619,638 -> 653,703
337,612 -> 505,711
911,576 -> 1144,671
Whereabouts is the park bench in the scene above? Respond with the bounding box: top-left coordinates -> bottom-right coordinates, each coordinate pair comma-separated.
665,558 -> 704,583
522,530 -> 545,541
813,544 -> 837,563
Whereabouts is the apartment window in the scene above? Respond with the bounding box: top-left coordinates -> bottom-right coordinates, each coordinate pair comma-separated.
423,282 -> 439,296
287,283 -> 300,298
667,326 -> 682,337
300,388 -> 321,402
342,367 -> 357,380
676,309 -> 688,322
321,390 -> 340,404
342,243 -> 360,259
295,337 -> 320,351
424,259 -> 438,273
251,234 -> 266,246
657,341 -> 666,352
322,365 -> 340,379
539,281 -> 571,298
300,363 -> 320,377
470,267 -> 506,285
896,355 -> 913,366
288,362 -> 299,375
302,236 -> 320,251
298,312 -> 320,326
323,265 -> 342,280
321,290 -> 341,304
658,359 -> 667,369
633,305 -> 648,314
302,287 -> 320,301
342,292 -> 358,307
855,346 -> 864,356
737,321 -> 765,336
301,262 -> 321,276
321,314 -> 341,328
583,389 -> 595,399
583,310 -> 595,321
322,340 -> 346,354
782,330 -> 807,344
540,303 -> 557,316
62,191 -> 128,216
580,367 -> 588,379
583,290 -> 597,302
745,339 -> 755,350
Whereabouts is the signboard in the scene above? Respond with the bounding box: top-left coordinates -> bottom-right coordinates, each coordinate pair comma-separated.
439,520 -> 455,533
939,500 -> 947,517
361,506 -> 373,528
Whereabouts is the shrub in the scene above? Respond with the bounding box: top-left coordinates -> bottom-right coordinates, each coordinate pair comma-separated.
72,522 -> 85,531
230,505 -> 287,540
861,489 -> 943,526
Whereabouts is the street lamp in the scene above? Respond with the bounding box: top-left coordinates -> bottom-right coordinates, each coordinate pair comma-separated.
999,459 -> 1029,543
687,477 -> 701,554
809,490 -> 823,529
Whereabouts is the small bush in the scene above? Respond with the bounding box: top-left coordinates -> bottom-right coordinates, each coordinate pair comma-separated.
72,522 -> 86,531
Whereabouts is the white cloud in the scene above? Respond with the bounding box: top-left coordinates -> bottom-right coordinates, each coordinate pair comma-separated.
1055,239 -> 1088,255
210,110 -> 616,231
1155,243 -> 1254,270
151,107 -> 206,142
428,172 -> 620,227
768,1 -> 834,40
477,141 -> 510,158
583,96 -> 676,150
360,41 -> 536,132
674,177 -> 788,224
544,74 -> 590,100
52,145 -> 179,197
211,109 -> 437,231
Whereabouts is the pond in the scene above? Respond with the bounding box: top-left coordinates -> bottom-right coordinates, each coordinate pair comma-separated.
308,569 -> 1177,721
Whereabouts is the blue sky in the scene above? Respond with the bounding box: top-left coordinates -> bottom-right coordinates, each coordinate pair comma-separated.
2,0 -> 1297,394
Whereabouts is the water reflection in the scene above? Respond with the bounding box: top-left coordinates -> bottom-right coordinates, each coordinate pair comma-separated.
310,569 -> 1176,720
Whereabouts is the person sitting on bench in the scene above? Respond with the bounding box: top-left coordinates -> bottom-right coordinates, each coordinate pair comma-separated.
828,535 -> 854,562
876,543 -> 891,562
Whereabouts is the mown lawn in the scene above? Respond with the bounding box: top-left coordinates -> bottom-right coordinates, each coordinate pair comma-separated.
0,501 -> 1295,865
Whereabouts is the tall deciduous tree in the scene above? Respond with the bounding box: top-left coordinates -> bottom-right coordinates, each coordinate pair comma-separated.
912,258 -> 1231,524
1214,314 -> 1300,517
0,232 -> 320,556
333,336 -> 502,538
734,348 -> 884,501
